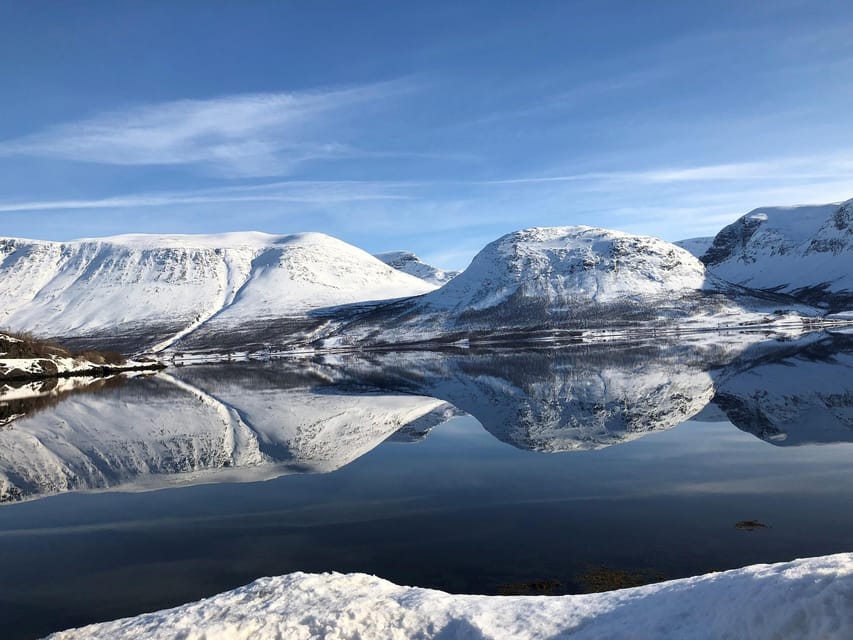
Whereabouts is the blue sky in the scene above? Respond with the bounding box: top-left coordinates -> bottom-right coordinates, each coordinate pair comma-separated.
1,1 -> 852,268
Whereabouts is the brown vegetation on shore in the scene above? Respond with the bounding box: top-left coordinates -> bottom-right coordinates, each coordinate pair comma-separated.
0,330 -> 126,365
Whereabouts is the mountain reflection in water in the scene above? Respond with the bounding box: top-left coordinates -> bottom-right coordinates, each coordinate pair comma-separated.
1,331 -> 852,503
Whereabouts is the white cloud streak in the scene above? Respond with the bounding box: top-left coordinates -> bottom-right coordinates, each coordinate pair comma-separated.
481,156 -> 853,187
0,180 -> 413,213
0,83 -> 407,177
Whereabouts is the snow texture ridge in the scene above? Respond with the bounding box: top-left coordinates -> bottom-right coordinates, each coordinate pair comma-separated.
48,553 -> 853,640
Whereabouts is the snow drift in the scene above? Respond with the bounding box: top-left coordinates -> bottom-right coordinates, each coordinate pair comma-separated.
47,553 -> 853,640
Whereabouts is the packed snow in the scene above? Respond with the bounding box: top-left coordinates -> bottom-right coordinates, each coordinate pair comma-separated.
674,235 -> 714,258
48,553 -> 853,640
374,250 -> 460,285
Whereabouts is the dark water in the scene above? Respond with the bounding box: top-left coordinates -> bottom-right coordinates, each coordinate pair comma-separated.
1,333 -> 853,639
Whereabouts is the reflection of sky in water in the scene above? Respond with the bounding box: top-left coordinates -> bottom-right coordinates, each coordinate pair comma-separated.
1,407 -> 853,640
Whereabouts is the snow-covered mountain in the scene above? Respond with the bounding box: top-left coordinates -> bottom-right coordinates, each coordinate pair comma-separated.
0,221 -> 841,356
374,251 -> 460,285
0,232 -> 435,353
700,199 -> 853,309
328,226 -> 814,347
675,236 -> 714,258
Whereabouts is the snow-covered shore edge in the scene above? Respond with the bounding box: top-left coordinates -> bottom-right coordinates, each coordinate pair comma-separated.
47,553 -> 853,639
0,357 -> 164,382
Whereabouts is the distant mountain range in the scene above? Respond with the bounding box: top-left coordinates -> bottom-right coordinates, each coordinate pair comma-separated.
324,226 -> 813,349
0,197 -> 851,354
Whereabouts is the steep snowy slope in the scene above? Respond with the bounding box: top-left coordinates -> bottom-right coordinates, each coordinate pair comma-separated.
675,236 -> 714,258
329,226 -> 812,346
0,232 -> 435,353
375,251 -> 460,285
702,199 -> 853,308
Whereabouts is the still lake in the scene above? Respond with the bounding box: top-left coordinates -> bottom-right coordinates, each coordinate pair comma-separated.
1,332 -> 852,639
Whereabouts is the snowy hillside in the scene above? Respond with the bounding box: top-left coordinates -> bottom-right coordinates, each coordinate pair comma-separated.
675,236 -> 714,257
702,198 -> 853,309
48,553 -> 853,640
329,226 -> 814,347
429,226 -> 709,310
0,232 -> 435,353
375,250 -> 460,285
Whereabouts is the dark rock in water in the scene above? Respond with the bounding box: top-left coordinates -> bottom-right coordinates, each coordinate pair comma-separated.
735,520 -> 769,531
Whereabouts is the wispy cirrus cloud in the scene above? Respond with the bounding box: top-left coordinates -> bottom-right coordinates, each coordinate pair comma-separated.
0,180 -> 415,213
480,155 -> 853,186
0,83 -> 410,177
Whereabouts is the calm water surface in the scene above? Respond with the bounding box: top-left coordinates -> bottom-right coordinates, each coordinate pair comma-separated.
1,334 -> 852,639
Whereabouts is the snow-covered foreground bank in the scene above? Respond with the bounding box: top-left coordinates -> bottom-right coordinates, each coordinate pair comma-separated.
49,553 -> 853,640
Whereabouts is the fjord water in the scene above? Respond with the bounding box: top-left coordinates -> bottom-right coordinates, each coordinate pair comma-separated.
2,335 -> 853,639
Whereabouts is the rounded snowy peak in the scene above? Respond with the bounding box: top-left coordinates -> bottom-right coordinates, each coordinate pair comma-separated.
427,226 -> 707,310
